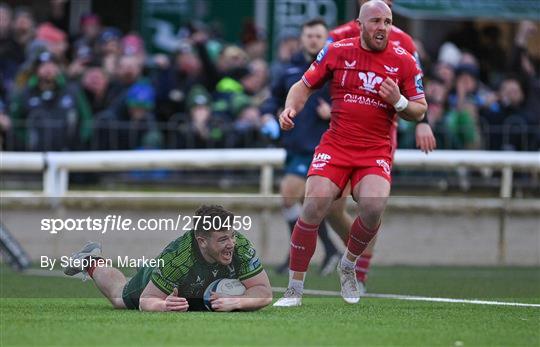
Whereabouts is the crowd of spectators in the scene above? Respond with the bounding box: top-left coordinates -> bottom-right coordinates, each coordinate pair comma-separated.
398,21 -> 539,151
0,2 -> 538,152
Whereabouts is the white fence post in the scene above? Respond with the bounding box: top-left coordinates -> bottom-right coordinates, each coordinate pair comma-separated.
43,162 -> 58,196
260,165 -> 274,195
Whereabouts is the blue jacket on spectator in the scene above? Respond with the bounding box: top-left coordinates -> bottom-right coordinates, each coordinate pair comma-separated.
259,51 -> 330,154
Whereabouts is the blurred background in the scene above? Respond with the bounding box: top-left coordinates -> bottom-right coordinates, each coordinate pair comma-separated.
0,0 -> 538,268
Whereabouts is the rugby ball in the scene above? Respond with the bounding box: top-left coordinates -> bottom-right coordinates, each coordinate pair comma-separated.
203,278 -> 246,311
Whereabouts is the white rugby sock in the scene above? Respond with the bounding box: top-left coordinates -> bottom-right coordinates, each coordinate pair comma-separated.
340,254 -> 356,270
288,270 -> 304,293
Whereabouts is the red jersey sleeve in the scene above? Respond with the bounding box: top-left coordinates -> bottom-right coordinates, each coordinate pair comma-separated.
301,44 -> 335,89
400,54 -> 425,101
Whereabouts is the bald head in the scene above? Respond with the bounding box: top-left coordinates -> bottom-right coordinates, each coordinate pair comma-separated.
357,0 -> 392,51
359,0 -> 392,23
358,0 -> 393,9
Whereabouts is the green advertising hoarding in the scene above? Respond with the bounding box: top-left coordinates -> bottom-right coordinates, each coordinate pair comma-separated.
139,0 -> 255,53
139,0 -> 350,57
393,0 -> 540,21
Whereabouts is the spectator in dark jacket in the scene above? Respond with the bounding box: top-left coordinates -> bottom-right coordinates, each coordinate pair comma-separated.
0,4 -> 21,96
94,81 -> 162,150
174,85 -> 225,149
509,20 -> 539,150
9,51 -> 92,151
79,65 -> 122,114
481,77 -> 529,151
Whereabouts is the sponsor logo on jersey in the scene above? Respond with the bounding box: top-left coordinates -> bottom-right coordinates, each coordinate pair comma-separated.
384,65 -> 399,74
415,73 -> 424,93
311,153 -> 331,170
343,93 -> 388,109
393,45 -> 407,55
359,71 -> 384,93
227,264 -> 236,277
212,269 -> 218,277
316,45 -> 329,62
249,257 -> 261,271
344,60 -> 356,69
376,159 -> 391,176
191,275 -> 205,290
333,42 -> 354,48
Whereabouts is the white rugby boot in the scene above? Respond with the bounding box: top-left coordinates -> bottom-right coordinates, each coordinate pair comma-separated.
273,287 -> 303,307
337,263 -> 361,304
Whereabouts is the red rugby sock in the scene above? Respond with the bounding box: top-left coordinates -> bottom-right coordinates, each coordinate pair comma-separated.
347,217 -> 379,257
289,219 -> 319,272
355,254 -> 372,283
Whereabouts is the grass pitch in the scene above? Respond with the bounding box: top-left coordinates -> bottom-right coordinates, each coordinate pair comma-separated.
1,266 -> 539,347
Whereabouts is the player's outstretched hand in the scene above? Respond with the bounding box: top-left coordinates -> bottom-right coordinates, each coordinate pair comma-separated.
378,77 -> 401,105
415,123 -> 436,153
165,287 -> 189,312
279,107 -> 297,130
210,292 -> 241,312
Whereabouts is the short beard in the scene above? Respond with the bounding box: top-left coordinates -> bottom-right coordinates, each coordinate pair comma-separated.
361,27 -> 386,51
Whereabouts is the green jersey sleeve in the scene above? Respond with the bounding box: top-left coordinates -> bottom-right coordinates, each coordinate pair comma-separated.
235,233 -> 264,281
150,232 -> 195,294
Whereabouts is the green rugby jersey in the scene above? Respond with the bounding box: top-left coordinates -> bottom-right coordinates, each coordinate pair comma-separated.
122,230 -> 263,311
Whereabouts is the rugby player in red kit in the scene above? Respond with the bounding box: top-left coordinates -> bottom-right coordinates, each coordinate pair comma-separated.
274,0 -> 427,307
325,0 -> 436,291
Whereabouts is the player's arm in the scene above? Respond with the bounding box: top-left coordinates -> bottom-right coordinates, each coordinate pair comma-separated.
210,271 -> 272,312
379,77 -> 427,121
139,281 -> 189,312
280,43 -> 334,130
238,270 -> 272,311
278,80 -> 316,130
397,96 -> 427,122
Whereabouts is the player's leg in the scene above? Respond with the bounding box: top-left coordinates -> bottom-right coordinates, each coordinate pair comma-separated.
63,242 -> 127,309
328,182 -> 377,290
355,237 -> 376,287
327,184 -> 353,245
278,173 -> 306,273
338,174 -> 391,304
280,154 -> 339,276
89,266 -> 128,309
274,175 -> 342,307
317,219 -> 340,276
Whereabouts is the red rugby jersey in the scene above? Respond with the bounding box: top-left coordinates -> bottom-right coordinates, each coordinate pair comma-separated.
301,38 -> 425,147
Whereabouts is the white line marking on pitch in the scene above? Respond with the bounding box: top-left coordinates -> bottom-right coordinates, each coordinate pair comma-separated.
21,269 -> 540,308
272,287 -> 540,308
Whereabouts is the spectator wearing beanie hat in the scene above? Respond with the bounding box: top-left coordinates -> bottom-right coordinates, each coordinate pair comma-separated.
174,85 -> 224,149
94,81 -> 162,150
35,22 -> 68,64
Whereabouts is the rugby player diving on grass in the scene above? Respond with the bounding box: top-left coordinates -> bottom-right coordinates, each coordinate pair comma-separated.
63,205 -> 272,312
